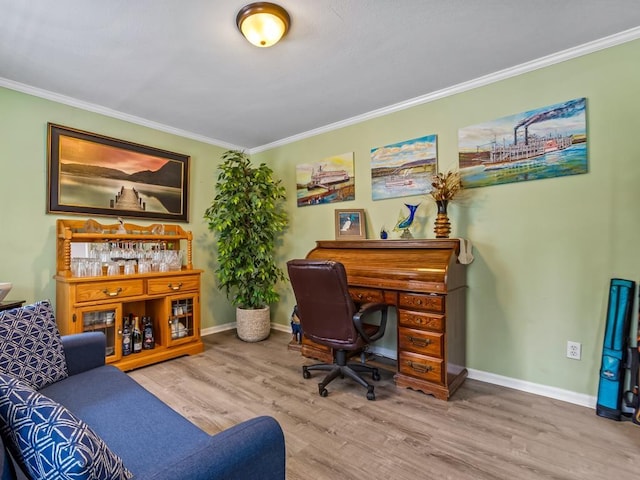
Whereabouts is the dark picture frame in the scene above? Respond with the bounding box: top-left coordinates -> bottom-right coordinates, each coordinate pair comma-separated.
334,209 -> 366,240
47,123 -> 190,222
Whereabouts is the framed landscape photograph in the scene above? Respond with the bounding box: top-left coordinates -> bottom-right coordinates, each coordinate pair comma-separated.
334,209 -> 366,240
47,123 -> 190,222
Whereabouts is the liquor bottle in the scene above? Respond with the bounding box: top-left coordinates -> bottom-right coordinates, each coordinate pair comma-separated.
122,318 -> 132,356
132,316 -> 142,354
142,316 -> 155,350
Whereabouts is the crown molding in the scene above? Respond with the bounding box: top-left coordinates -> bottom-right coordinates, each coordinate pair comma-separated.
250,26 -> 640,154
2,26 -> 639,154
0,77 -> 241,151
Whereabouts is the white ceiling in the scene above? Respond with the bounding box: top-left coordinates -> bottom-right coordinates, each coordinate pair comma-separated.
2,1 -> 640,151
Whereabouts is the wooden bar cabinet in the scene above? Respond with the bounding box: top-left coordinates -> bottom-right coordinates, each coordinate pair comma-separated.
54,219 -> 204,371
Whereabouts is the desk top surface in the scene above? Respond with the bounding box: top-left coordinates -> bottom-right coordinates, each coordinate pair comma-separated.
307,239 -> 466,293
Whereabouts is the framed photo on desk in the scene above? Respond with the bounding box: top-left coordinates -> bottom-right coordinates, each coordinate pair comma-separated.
335,209 -> 366,240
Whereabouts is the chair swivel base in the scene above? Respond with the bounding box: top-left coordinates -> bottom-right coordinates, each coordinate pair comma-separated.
302,362 -> 381,400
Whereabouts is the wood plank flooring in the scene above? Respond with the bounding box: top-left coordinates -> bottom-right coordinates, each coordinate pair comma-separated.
128,330 -> 640,479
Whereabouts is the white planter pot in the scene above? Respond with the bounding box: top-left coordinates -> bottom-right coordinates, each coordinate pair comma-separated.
236,306 -> 271,342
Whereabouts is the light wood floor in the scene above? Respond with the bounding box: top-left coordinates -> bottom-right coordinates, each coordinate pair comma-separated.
128,330 -> 640,479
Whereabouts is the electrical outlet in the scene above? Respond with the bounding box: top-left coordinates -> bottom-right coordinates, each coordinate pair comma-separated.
567,341 -> 582,360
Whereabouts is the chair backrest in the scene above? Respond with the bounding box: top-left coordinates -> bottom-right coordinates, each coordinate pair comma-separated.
286,259 -> 360,349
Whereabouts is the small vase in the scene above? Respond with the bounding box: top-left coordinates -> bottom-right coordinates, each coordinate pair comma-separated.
434,200 -> 451,238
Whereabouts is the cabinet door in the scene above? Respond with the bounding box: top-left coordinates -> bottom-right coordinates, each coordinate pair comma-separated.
165,293 -> 199,347
75,304 -> 123,363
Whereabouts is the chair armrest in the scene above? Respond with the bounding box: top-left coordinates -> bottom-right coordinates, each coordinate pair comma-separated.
61,332 -> 106,376
142,416 -> 286,480
353,303 -> 388,343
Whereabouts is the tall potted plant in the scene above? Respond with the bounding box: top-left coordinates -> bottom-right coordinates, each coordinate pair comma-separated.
204,150 -> 288,342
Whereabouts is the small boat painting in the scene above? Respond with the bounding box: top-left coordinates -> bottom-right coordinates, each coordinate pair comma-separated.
371,134 -> 437,201
296,152 -> 355,207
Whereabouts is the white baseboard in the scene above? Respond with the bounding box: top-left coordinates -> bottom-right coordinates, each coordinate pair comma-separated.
202,326 -> 596,409
201,323 -> 235,336
351,345 -> 598,408
466,368 -> 596,409
201,321 -> 291,337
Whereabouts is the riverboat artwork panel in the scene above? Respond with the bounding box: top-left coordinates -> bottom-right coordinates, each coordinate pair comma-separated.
47,123 -> 190,222
296,152 -> 355,207
458,97 -> 587,189
370,134 -> 437,201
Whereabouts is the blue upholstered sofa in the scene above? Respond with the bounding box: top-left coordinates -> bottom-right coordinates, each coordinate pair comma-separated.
0,302 -> 286,480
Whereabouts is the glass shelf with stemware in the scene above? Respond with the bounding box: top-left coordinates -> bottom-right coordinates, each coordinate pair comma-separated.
54,219 -> 204,372
55,219 -> 194,278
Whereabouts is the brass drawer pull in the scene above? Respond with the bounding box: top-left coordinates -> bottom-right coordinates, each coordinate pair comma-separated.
168,282 -> 183,291
409,316 -> 430,326
406,361 -> 433,374
102,287 -> 122,297
407,336 -> 431,347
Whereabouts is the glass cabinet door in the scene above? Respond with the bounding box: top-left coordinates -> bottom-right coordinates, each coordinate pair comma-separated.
167,294 -> 198,346
76,304 -> 122,362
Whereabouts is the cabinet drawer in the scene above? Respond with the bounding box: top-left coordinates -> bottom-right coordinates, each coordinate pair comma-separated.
147,275 -> 199,295
349,287 -> 384,304
399,292 -> 444,312
398,309 -> 444,331
76,280 -> 144,302
399,351 -> 444,384
398,327 -> 443,357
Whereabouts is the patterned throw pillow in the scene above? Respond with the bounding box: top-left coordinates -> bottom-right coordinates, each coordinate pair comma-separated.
0,373 -> 133,480
0,300 -> 68,390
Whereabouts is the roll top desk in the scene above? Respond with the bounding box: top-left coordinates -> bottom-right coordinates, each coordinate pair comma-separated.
305,239 -> 467,400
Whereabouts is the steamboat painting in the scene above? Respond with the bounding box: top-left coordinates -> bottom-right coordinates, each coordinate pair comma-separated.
458,98 -> 587,188
296,152 -> 355,207
371,134 -> 437,201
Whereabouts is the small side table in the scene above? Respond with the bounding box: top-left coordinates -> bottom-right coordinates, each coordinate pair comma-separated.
0,300 -> 25,312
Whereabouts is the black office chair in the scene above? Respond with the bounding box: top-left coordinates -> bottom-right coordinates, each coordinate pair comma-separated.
287,259 -> 388,400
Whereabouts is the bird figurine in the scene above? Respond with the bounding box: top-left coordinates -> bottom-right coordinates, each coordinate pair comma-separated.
116,217 -> 128,235
393,203 -> 419,238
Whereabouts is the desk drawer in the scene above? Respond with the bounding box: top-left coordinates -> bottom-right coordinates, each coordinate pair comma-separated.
398,327 -> 443,357
147,275 -> 199,295
350,287 -> 384,304
76,279 -> 144,302
399,351 -> 444,384
399,292 -> 444,312
398,310 -> 444,331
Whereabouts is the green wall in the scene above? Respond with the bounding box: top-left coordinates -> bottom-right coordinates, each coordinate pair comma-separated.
257,38 -> 640,396
1,38 -> 639,397
0,88 -> 235,332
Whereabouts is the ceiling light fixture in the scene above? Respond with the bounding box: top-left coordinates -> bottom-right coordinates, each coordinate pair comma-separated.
236,2 -> 290,48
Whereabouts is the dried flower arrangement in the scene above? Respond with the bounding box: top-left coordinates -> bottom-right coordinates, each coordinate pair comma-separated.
429,170 -> 462,202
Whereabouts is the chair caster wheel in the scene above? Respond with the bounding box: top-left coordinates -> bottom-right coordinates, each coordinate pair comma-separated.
302,367 -> 311,379
319,387 -> 328,397
372,370 -> 381,381
366,390 -> 375,401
